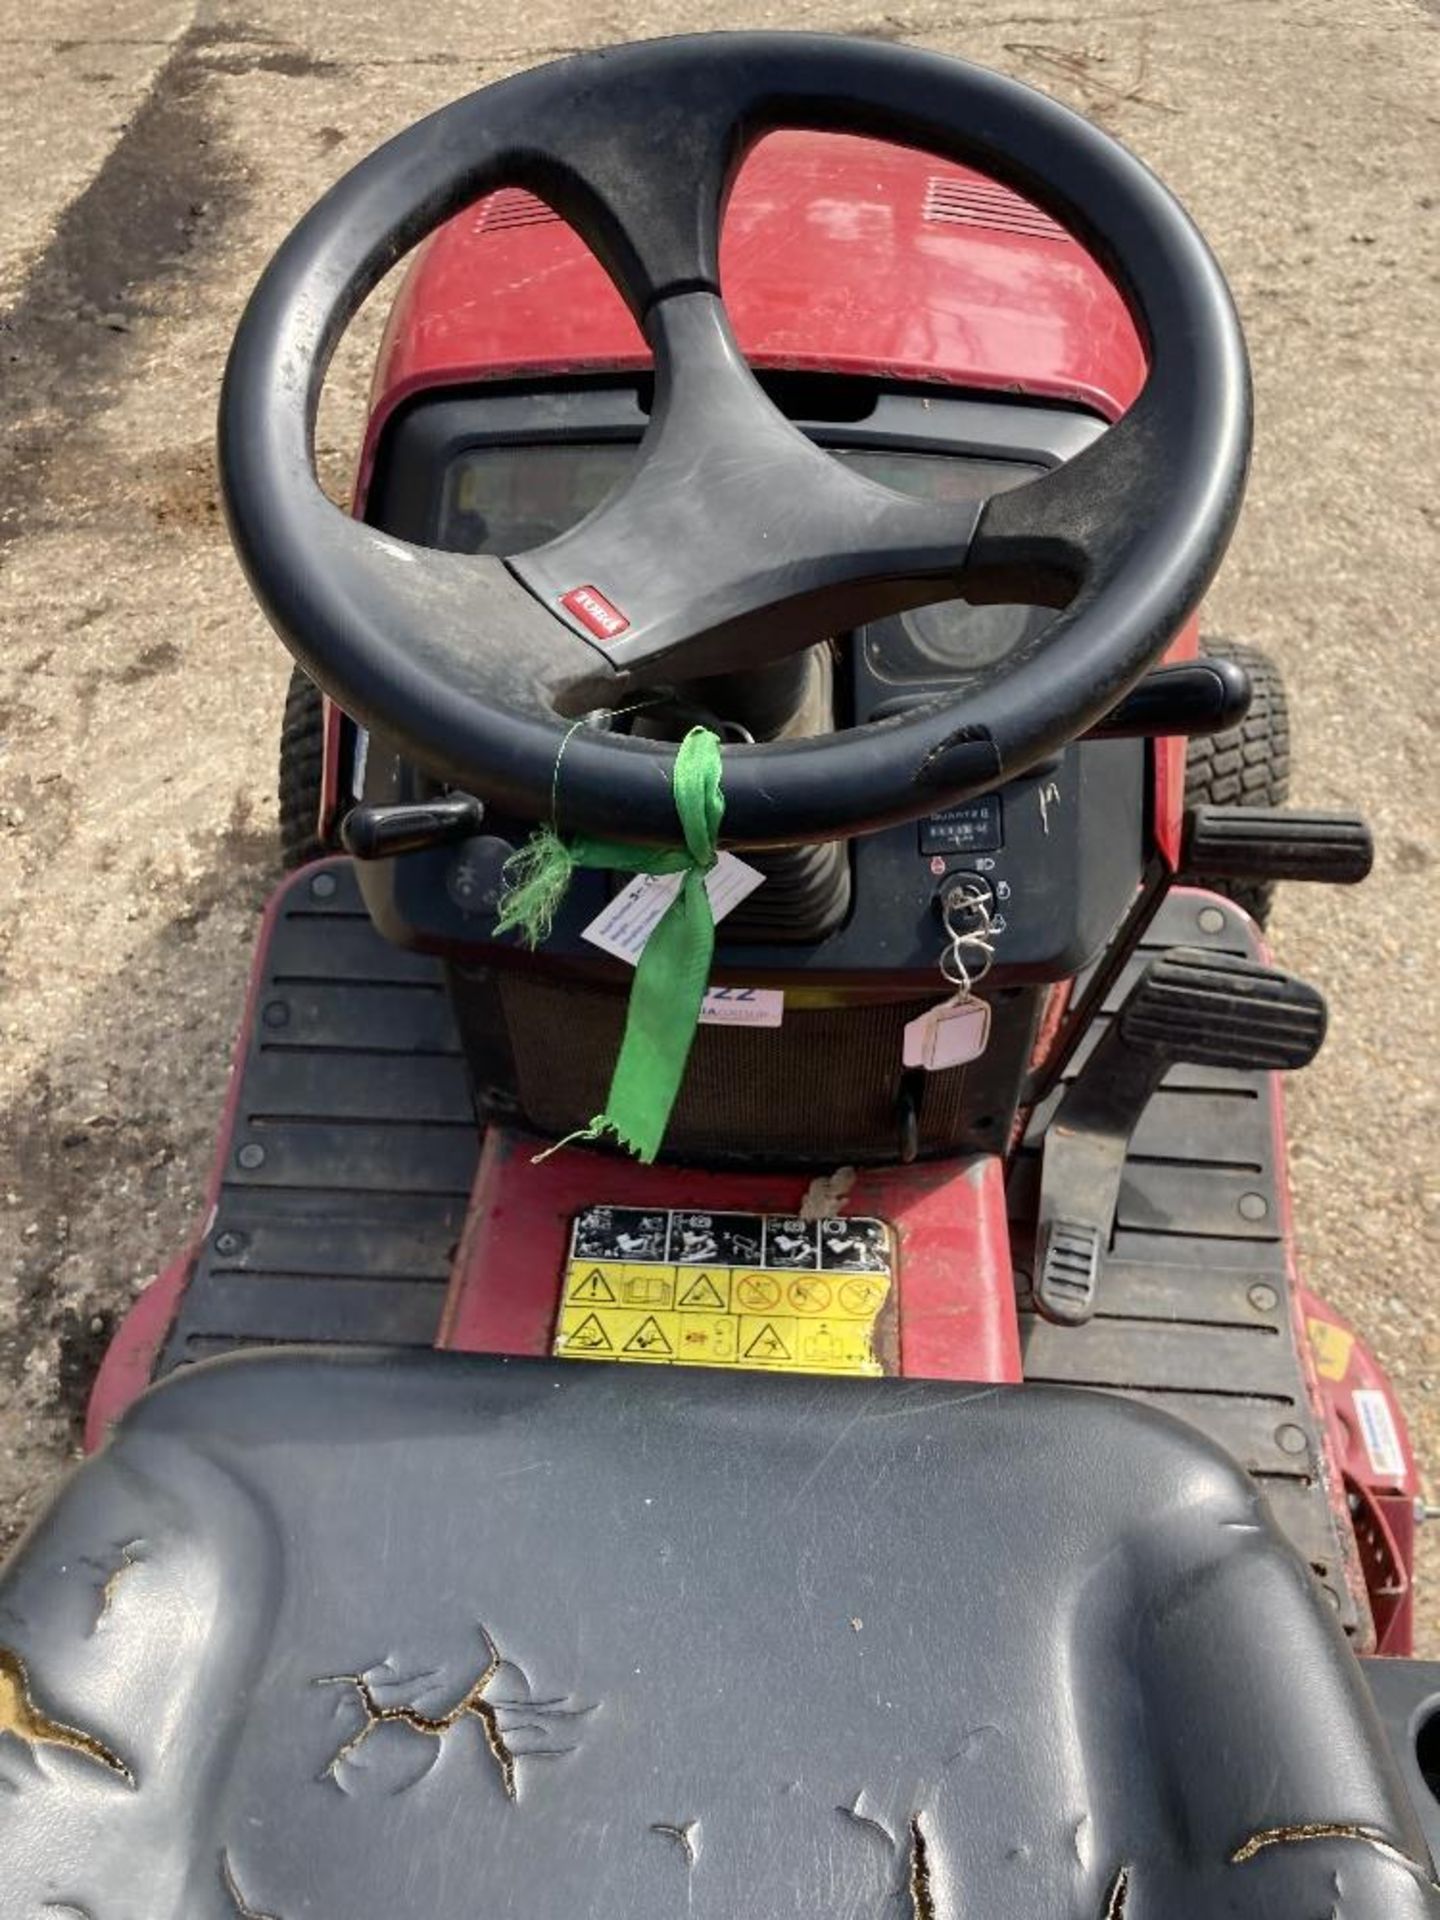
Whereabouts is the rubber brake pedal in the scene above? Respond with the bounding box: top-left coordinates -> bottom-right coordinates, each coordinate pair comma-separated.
1033,947 -> 1325,1327
1035,1221 -> 1104,1327
1120,947 -> 1327,1072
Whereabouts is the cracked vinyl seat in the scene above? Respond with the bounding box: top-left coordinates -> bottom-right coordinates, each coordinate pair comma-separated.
0,1350 -> 1436,1919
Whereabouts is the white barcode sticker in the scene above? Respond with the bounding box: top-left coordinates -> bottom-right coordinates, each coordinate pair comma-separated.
699,987 -> 784,1028
580,852 -> 765,965
1353,1388 -> 1405,1482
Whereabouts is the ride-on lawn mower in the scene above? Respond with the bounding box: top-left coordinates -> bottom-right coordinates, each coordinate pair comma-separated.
4,29 -> 1439,1918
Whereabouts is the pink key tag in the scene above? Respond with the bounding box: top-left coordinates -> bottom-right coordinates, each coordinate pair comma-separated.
902,996 -> 991,1071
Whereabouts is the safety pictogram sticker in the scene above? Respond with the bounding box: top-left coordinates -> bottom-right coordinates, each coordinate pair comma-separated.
735,1272 -> 783,1313
621,1266 -> 674,1308
671,1313 -> 738,1364
556,1208 -> 896,1375
557,1305 -> 677,1363
837,1275 -> 888,1318
623,1315 -> 674,1357
570,1265 -> 619,1304
678,1271 -> 729,1311
558,1312 -> 613,1354
1306,1316 -> 1354,1383
743,1320 -> 794,1363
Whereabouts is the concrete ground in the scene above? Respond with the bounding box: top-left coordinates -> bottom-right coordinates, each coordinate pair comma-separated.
1,0 -> 1437,1642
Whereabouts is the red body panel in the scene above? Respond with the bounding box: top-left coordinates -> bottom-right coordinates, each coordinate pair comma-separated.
1302,1284 -> 1420,1655
85,1247 -> 195,1451
1248,921 -> 1417,1653
439,1129 -> 1022,1384
317,694 -> 346,852
358,131 -> 1145,499
1153,615 -> 1201,867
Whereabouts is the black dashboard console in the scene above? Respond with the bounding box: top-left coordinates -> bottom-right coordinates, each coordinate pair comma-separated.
348,383 -> 1148,1160
358,382 -> 1145,992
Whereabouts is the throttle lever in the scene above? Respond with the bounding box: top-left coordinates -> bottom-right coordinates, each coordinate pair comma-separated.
1082,657 -> 1252,740
341,794 -> 485,861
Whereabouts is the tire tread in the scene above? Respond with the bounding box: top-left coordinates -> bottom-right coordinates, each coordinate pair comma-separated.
278,666 -> 328,871
1184,638 -> 1290,924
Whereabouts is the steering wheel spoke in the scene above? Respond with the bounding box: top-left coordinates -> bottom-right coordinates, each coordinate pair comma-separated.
508,294 -> 981,694
498,58 -> 751,314
261,519 -> 622,723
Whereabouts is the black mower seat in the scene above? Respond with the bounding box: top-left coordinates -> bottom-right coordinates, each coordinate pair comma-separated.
1,1352 -> 1435,1919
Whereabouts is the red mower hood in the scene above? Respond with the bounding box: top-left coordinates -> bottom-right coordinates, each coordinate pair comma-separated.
362,131 -> 1145,492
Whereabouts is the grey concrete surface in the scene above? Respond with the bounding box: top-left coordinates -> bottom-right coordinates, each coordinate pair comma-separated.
0,1 -> 193,305
1,0 -> 1437,1644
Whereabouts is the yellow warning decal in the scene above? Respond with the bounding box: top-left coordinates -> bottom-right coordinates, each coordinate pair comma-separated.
555,1207 -> 895,1376
568,1264 -> 620,1305
734,1271 -> 783,1314
677,1270 -> 729,1312
560,1311 -> 614,1354
619,1265 -> 674,1308
1307,1316 -> 1355,1383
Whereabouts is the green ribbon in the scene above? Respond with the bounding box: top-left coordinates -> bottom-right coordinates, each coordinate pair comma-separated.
495,727 -> 724,1163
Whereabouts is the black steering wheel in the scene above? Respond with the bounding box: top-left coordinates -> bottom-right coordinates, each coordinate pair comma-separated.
219,32 -> 1250,848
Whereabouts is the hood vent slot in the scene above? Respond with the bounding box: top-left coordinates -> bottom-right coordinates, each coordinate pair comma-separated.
476,189 -> 562,233
923,177 -> 1067,241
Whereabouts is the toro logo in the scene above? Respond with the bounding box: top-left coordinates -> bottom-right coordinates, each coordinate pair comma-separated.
561,585 -> 630,641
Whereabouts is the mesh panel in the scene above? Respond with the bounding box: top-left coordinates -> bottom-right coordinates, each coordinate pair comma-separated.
497,975 -> 975,1161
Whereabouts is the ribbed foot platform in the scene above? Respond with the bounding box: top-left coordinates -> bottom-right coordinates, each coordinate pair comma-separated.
158,862 -> 475,1373
1011,889 -> 1359,1634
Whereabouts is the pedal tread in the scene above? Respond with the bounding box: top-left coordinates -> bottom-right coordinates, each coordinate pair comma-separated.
1036,1220 -> 1102,1326
1121,948 -> 1326,1072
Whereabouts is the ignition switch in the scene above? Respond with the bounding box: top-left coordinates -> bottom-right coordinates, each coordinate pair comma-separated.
934,871 -> 994,939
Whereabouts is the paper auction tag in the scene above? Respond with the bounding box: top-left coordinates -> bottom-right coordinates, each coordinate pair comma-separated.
580,852 -> 765,965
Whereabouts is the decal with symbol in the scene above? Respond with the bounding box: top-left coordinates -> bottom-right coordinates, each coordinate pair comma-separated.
554,1207 -> 897,1375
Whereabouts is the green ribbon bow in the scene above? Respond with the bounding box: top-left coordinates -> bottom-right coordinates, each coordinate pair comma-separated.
495,727 -> 725,1163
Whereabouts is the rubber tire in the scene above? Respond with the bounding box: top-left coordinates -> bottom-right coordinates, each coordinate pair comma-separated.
278,664 -> 328,870
1184,637 -> 1291,926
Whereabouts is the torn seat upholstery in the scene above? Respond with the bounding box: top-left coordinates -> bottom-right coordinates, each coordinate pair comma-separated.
0,1350 -> 1435,1918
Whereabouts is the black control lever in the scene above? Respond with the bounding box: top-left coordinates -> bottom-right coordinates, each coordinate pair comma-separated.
1082,657 -> 1252,740
872,657 -> 1250,739
1183,806 -> 1374,886
1034,947 -> 1326,1326
341,794 -> 485,860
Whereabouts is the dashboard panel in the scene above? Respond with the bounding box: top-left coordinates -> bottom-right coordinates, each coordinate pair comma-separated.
360,383 -> 1144,993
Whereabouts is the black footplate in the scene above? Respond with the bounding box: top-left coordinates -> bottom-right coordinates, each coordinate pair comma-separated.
158,862 -> 476,1374
1012,890 -> 1362,1634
